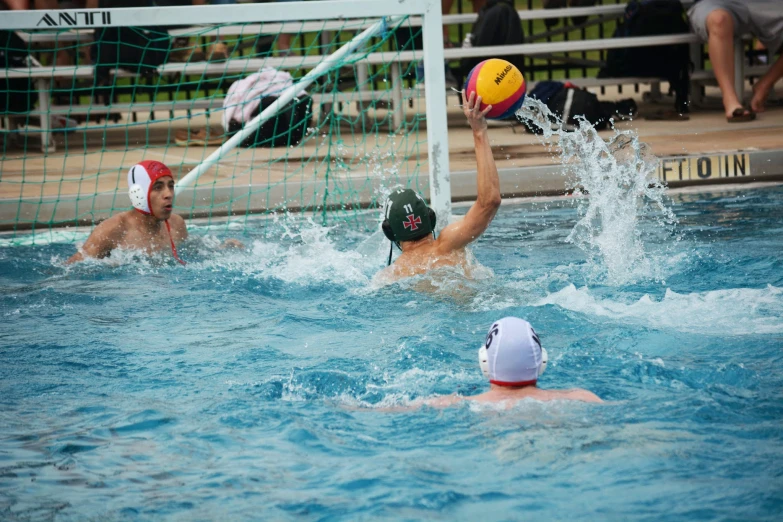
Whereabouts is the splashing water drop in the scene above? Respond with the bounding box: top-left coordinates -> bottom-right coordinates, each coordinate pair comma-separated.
517,97 -> 678,285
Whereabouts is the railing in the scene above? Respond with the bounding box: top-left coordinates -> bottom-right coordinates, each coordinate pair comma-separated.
2,0 -> 768,153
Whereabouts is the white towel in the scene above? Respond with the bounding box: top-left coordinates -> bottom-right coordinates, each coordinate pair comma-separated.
221,67 -> 306,131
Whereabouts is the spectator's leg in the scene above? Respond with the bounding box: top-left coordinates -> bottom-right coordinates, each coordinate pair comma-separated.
275,0 -> 297,55
705,9 -> 748,118
442,0 -> 454,44
751,54 -> 783,113
470,0 -> 486,13
2,0 -> 30,9
278,33 -> 292,55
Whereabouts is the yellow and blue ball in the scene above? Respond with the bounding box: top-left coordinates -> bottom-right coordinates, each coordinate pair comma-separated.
463,58 -> 526,120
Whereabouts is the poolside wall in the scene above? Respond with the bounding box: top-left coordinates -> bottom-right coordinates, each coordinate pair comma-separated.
3,147 -> 782,231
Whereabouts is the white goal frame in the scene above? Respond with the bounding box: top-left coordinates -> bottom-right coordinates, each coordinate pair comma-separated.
2,0 -> 453,225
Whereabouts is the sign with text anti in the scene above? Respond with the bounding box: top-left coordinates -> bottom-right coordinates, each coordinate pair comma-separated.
657,153 -> 750,182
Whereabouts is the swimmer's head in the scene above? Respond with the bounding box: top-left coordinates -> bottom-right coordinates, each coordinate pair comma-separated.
478,317 -> 548,387
128,160 -> 175,218
382,188 -> 436,244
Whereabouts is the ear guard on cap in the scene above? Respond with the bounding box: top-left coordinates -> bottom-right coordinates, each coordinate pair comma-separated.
128,166 -> 147,211
478,344 -> 490,379
477,345 -> 548,380
382,207 -> 436,243
381,219 -> 395,242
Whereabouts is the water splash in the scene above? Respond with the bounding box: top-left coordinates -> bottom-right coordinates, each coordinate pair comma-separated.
538,283 -> 783,335
191,217 -> 382,286
517,98 -> 679,285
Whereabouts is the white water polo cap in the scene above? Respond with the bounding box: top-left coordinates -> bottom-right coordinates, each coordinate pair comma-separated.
128,160 -> 174,216
478,317 -> 548,386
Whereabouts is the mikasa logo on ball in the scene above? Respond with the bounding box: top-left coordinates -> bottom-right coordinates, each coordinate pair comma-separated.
494,64 -> 513,85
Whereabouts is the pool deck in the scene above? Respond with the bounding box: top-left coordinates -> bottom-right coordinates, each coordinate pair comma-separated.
1,86 -> 783,226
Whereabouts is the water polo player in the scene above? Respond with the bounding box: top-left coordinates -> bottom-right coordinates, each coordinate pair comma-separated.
425,317 -> 602,407
67,160 -> 189,264
376,91 -> 501,281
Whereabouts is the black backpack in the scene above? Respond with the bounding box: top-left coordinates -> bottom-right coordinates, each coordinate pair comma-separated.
526,81 -> 637,133
461,0 -> 525,78
598,0 -> 690,112
227,95 -> 313,148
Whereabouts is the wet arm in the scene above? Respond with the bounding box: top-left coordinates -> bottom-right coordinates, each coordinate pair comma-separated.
565,389 -> 603,403
66,219 -> 121,264
437,92 -> 501,250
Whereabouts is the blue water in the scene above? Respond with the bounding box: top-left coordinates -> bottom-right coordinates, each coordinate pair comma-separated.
1,185 -> 782,520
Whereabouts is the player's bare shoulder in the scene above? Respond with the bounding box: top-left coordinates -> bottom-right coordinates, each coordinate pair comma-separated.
167,213 -> 188,242
559,389 -> 603,403
94,212 -> 131,242
66,212 -> 129,263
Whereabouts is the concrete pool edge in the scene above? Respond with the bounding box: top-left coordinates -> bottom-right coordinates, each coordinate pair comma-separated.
2,148 -> 782,231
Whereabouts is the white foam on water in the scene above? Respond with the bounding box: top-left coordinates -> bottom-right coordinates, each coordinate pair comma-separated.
538,283 -> 783,335
193,218 -> 382,286
333,366 -> 479,410
517,98 -> 680,285
0,228 -> 90,247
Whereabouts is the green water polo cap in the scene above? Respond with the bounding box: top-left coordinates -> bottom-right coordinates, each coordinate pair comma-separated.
382,188 -> 435,242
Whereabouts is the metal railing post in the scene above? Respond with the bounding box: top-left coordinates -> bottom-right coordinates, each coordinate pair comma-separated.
734,38 -> 745,103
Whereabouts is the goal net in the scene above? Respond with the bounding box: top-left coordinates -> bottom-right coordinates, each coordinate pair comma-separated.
0,0 -> 451,243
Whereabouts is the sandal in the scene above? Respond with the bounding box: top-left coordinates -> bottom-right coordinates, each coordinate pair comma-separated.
175,128 -> 224,146
726,107 -> 756,123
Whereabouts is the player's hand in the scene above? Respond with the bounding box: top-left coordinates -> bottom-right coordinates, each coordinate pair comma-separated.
463,90 -> 492,133
221,238 -> 245,250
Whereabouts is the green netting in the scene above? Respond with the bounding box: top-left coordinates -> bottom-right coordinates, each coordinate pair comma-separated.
0,16 -> 428,242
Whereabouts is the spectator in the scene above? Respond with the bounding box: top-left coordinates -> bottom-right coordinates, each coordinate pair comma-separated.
688,0 -> 783,121
165,0 -> 231,61
460,0 -> 525,87
274,0 -> 303,57
543,0 -> 598,28
442,0 -> 486,45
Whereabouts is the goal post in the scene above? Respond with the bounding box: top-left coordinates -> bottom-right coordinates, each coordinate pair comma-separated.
0,0 -> 451,240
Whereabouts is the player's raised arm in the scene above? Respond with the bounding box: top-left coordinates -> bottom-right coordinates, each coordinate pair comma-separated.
437,91 -> 501,252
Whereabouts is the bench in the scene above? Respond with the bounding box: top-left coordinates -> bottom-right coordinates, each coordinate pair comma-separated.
3,1 -> 766,153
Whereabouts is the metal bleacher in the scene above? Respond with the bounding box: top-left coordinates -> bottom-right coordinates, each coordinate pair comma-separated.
1,0 -> 770,153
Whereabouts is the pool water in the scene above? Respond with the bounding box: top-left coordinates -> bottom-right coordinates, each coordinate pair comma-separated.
1,185 -> 782,520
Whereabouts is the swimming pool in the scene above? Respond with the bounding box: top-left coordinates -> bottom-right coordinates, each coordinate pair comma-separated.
1,184 -> 782,520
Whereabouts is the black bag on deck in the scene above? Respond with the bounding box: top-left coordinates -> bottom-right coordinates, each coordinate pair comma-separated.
227,95 -> 313,148
598,0 -> 690,112
461,0 -> 525,77
0,30 -> 34,114
526,81 -> 637,133
548,87 -> 606,130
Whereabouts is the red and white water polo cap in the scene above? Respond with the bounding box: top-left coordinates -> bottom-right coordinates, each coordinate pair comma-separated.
127,160 -> 173,216
478,317 -> 548,386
